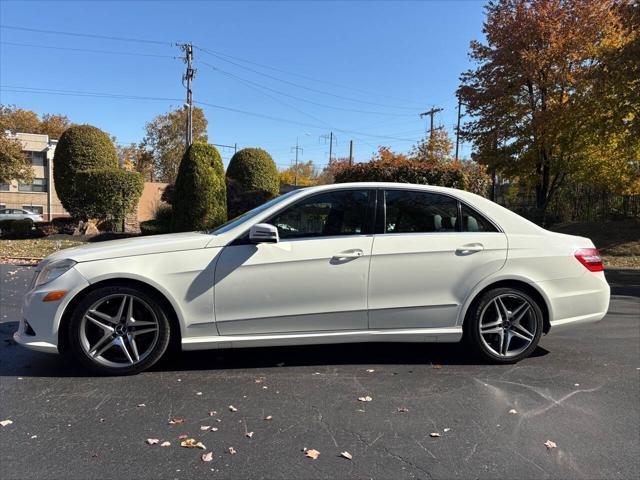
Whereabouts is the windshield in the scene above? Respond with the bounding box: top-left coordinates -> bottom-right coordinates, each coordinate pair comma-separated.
210,190 -> 302,235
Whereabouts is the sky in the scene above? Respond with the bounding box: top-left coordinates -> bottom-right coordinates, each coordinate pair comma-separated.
0,0 -> 487,170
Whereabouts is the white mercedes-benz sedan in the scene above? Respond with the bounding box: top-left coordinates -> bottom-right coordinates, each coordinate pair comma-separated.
14,182 -> 610,375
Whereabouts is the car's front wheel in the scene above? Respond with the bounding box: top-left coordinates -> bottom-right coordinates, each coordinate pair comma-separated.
68,285 -> 171,375
466,287 -> 543,363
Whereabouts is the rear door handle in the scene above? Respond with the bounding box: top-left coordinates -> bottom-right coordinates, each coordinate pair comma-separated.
456,243 -> 484,255
334,249 -> 364,259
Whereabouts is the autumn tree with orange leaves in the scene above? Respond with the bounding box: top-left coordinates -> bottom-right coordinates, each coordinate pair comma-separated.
459,0 -> 639,209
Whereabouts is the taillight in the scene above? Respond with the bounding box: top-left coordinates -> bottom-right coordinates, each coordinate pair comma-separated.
574,248 -> 603,272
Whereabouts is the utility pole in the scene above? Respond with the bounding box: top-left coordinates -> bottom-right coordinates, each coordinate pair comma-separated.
348,139 -> 354,165
419,106 -> 443,138
455,96 -> 462,161
319,132 -> 337,164
291,137 -> 303,186
178,43 -> 196,148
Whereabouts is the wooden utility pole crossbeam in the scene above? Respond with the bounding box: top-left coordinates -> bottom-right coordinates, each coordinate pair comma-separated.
419,107 -> 443,138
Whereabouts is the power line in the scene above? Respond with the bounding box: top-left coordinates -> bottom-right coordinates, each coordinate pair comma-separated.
193,45 -> 424,107
1,85 -> 418,142
196,46 -> 418,112
200,61 -> 414,117
0,41 -> 176,58
0,24 -> 171,46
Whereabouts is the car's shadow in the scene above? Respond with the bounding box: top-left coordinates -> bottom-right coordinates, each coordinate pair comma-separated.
0,334 -> 550,378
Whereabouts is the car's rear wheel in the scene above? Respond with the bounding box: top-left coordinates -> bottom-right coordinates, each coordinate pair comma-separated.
68,285 -> 171,375
466,287 -> 543,363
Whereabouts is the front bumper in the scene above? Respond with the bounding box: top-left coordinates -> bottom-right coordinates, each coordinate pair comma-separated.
14,266 -> 90,355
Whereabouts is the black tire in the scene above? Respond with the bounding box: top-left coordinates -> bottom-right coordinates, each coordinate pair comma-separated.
465,287 -> 543,364
67,285 -> 171,375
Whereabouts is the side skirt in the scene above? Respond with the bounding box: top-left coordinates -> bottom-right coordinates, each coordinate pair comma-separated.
182,327 -> 463,351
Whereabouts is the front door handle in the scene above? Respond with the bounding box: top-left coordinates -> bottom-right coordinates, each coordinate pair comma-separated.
334,249 -> 364,259
456,243 -> 484,255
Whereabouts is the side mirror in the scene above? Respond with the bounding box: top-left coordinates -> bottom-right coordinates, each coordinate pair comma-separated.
249,223 -> 279,244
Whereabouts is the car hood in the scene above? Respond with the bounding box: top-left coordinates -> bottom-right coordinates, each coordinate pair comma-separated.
44,232 -> 213,264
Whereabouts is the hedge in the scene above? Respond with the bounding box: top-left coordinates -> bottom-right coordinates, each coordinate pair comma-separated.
53,125 -> 119,216
226,148 -> 279,218
74,169 -> 144,226
140,219 -> 170,236
172,143 -> 227,232
333,159 -> 489,196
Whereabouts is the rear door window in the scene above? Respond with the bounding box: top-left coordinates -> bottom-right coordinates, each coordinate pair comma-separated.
384,190 -> 458,233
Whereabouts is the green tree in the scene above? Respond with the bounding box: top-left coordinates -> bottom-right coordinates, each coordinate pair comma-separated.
172,143 -> 226,232
0,135 -> 32,184
226,148 -> 279,218
458,0 -> 631,209
143,107 -> 208,183
53,125 -> 120,217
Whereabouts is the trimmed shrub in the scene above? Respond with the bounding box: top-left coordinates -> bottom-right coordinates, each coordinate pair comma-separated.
226,148 -> 279,218
333,159 -> 490,196
140,219 -> 170,236
53,125 -> 119,217
154,204 -> 173,224
74,169 -> 144,226
172,143 -> 227,232
160,184 -> 174,205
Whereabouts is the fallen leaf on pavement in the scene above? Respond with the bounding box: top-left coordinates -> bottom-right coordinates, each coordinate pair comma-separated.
509,409 -> 518,414
430,432 -> 441,438
0,420 -> 13,427
181,438 -> 207,450
264,415 -> 273,421
168,418 -> 185,425
246,431 -> 254,438
340,451 -> 353,460
200,425 -> 211,431
137,403 -> 146,408
544,440 -> 557,449
229,405 -> 238,412
366,369 -> 375,373
305,448 -> 320,459
358,396 -> 373,402
160,441 -> 171,447
201,451 -> 213,462
196,392 -> 203,396
210,427 -> 218,432
396,407 -> 409,413
228,447 -> 237,454
432,364 -> 442,369
146,438 -> 160,445
177,434 -> 189,439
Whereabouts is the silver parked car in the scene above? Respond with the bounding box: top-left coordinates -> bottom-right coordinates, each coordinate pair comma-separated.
0,208 -> 44,223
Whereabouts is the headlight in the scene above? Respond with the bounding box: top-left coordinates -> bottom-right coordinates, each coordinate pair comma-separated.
34,259 -> 77,288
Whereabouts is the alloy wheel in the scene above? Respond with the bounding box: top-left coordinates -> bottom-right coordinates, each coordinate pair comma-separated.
79,294 -> 160,369
478,293 -> 538,358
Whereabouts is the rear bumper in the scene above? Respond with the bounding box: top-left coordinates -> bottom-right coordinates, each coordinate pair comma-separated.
542,272 -> 610,334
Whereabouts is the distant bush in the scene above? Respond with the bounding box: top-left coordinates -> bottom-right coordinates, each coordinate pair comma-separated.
74,169 -> 144,228
51,217 -> 76,235
160,184 -> 174,205
333,159 -> 490,196
35,222 -> 58,236
226,148 -> 279,218
172,143 -> 227,232
0,219 -> 16,234
53,125 -> 119,217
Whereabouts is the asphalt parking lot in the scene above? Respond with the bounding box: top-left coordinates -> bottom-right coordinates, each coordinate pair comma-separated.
1,265 -> 638,480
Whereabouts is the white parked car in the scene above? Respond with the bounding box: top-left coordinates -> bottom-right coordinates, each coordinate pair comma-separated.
0,208 -> 44,223
14,183 -> 610,375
